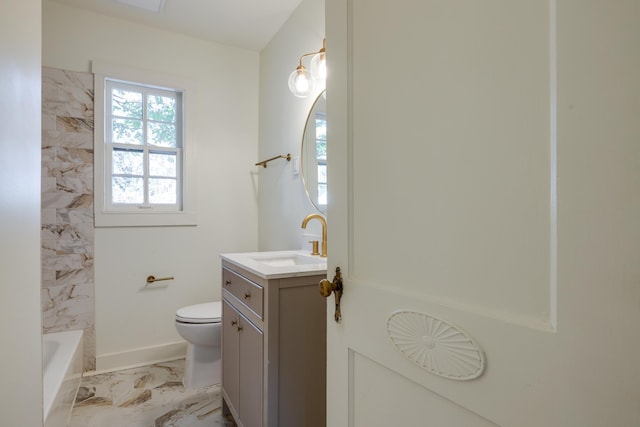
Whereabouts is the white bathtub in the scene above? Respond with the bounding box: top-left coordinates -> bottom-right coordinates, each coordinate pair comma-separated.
43,330 -> 83,427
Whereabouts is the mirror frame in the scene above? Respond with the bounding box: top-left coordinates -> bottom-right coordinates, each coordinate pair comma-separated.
300,90 -> 327,214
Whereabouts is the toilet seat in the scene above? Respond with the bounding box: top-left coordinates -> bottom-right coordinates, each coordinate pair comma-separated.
176,301 -> 222,324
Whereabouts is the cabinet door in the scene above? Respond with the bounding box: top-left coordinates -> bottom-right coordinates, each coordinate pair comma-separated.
238,313 -> 263,427
222,300 -> 239,412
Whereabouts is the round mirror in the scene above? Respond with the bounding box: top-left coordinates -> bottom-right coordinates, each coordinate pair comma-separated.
301,90 -> 327,214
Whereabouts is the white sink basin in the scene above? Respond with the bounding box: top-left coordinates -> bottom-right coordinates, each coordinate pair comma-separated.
220,250 -> 327,279
251,253 -> 323,267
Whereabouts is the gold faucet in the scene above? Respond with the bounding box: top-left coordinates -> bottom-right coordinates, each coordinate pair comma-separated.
301,213 -> 327,257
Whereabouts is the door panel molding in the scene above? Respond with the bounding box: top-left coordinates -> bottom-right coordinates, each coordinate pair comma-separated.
349,350 -> 499,427
340,278 -> 557,425
346,0 -> 559,328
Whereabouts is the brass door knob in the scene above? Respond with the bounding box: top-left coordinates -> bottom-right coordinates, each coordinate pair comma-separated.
319,278 -> 335,297
320,267 -> 343,322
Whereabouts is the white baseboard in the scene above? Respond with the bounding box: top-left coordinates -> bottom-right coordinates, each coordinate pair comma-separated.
92,341 -> 187,375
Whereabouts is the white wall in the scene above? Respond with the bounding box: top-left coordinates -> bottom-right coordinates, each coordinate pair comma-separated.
258,0 -> 326,251
0,0 -> 43,424
43,1 -> 259,370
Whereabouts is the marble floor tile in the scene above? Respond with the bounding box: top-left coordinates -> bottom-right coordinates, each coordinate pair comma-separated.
70,359 -> 236,427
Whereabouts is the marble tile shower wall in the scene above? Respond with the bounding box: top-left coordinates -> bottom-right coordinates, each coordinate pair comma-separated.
42,66 -> 96,370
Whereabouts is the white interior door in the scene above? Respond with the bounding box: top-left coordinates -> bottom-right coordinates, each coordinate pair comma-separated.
325,0 -> 640,426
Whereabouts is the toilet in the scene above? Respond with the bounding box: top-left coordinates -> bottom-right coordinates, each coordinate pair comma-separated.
174,301 -> 222,389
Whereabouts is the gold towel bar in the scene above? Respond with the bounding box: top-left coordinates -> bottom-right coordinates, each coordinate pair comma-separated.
146,275 -> 174,283
255,153 -> 291,168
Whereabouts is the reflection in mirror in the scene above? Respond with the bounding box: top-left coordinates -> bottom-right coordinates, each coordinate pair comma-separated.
301,90 -> 327,214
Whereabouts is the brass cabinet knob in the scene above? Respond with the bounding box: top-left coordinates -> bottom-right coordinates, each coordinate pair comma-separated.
231,320 -> 238,326
243,292 -> 251,300
225,280 -> 232,287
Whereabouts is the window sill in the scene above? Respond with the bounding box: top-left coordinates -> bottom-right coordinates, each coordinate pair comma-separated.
95,210 -> 197,227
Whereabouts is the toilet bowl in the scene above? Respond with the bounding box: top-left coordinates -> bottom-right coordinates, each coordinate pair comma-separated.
175,301 -> 222,389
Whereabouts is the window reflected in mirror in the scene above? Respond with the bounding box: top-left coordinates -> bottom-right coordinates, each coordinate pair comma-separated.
315,112 -> 327,206
301,90 -> 327,214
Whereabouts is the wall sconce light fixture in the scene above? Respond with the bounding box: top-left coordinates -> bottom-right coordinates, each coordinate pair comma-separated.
288,38 -> 326,98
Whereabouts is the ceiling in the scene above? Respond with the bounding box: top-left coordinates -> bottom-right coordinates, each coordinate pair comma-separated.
48,0 -> 304,51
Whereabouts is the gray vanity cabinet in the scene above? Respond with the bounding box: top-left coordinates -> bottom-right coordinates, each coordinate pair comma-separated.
221,260 -> 326,427
222,299 -> 263,427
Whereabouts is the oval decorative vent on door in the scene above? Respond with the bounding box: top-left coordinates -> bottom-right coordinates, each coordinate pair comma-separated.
386,311 -> 485,380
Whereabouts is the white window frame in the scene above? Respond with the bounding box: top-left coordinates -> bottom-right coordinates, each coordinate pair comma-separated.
93,61 -> 197,227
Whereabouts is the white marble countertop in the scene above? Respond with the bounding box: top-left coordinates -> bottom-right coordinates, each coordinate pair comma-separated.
220,250 -> 327,279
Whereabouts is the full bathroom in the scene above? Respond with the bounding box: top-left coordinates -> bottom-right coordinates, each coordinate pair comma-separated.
39,0 -> 326,425
5,0 -> 640,426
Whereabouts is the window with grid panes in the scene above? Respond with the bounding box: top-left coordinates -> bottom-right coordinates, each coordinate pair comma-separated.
105,80 -> 183,211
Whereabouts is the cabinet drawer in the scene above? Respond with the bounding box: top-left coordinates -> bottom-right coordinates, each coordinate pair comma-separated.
223,267 -> 263,318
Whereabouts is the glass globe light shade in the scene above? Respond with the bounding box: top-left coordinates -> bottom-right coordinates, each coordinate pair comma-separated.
288,65 -> 315,98
310,52 -> 327,81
